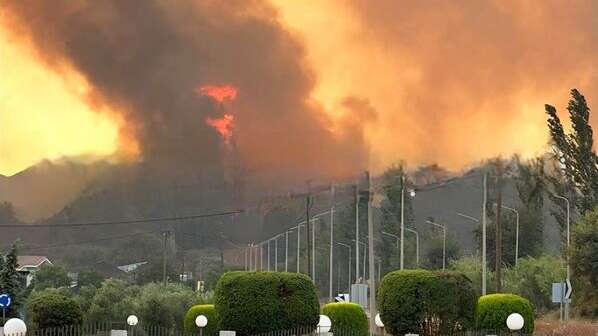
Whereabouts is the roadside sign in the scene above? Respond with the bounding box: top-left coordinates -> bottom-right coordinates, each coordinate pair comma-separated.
552,283 -> 564,303
335,293 -> 349,302
565,279 -> 572,300
0,294 -> 11,308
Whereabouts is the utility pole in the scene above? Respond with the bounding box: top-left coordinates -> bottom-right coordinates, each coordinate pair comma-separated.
495,162 -> 503,293
482,171 -> 488,295
400,175 -> 405,270
285,231 -> 289,272
355,183 -> 360,282
366,171 -> 377,333
162,230 -> 171,285
329,185 -> 335,302
306,182 -> 312,278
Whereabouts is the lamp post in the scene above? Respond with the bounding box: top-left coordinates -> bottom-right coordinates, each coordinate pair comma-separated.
506,313 -> 524,332
381,231 -> 399,267
352,240 -> 367,281
500,205 -> 519,266
195,315 -> 208,336
405,228 -> 419,267
554,194 -> 570,320
317,315 -> 332,334
426,220 -> 447,271
456,211 -> 485,293
329,185 -> 335,302
336,242 -> 352,292
3,318 -> 26,336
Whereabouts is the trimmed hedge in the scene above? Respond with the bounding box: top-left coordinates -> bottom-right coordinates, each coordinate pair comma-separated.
215,271 -> 319,335
27,291 -> 84,329
184,304 -> 219,336
475,294 -> 534,334
378,269 -> 477,336
322,302 -> 368,336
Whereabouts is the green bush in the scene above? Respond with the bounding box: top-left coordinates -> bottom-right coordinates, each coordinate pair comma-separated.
322,302 -> 368,336
27,291 -> 84,329
214,271 -> 319,335
184,305 -> 219,336
475,294 -> 534,334
378,269 -> 477,336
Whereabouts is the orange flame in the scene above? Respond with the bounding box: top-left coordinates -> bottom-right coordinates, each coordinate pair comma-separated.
196,85 -> 238,103
205,114 -> 234,145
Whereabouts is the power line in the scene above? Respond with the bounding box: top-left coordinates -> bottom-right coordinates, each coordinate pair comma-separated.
0,209 -> 244,228
22,230 -> 160,251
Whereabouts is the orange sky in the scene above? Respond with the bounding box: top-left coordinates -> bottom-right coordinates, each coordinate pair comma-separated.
0,24 -> 118,175
2,1 -> 596,176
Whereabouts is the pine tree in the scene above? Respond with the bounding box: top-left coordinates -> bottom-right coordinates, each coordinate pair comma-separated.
0,243 -> 23,317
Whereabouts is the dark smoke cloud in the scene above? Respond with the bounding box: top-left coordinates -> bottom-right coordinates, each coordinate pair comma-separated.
1,0 -> 371,183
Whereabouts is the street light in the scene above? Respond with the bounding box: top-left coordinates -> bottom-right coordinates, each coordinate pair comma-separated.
405,228 -> 419,267
375,313 -> 384,328
195,315 -> 208,336
500,205 -> 519,266
3,318 -> 26,336
317,315 -> 332,334
506,313 -> 524,331
554,194 -> 570,320
456,211 -> 485,294
426,220 -> 447,271
381,231 -> 399,267
127,315 -> 139,326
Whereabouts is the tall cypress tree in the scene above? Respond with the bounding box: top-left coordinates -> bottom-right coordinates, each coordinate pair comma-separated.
545,89 -> 598,214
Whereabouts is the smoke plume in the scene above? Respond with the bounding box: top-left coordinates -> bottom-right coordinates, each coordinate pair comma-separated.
1,0 -> 372,183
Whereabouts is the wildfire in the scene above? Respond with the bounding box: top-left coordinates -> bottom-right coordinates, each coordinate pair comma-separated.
205,114 -> 234,145
196,84 -> 238,146
196,84 -> 238,103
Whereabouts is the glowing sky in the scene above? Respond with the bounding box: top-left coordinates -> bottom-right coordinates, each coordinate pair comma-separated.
0,25 -> 118,175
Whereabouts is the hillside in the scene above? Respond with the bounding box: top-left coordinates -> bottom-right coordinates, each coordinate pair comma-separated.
0,159 -> 109,222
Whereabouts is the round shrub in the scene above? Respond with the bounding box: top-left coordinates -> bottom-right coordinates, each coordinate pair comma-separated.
184,304 -> 219,336
378,269 -> 477,336
475,293 -> 534,334
322,302 -> 368,336
27,291 -> 84,329
215,271 -> 319,335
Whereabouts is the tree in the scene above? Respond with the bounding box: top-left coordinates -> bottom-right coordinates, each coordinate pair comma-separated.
514,156 -> 546,258
85,279 -> 138,323
32,264 -> 71,290
570,206 -> 598,317
135,259 -> 177,285
424,234 -> 460,270
545,89 -> 598,214
26,290 -> 83,329
377,164 -> 415,273
136,282 -> 204,329
77,268 -> 104,288
502,256 -> 565,312
0,243 -> 24,317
